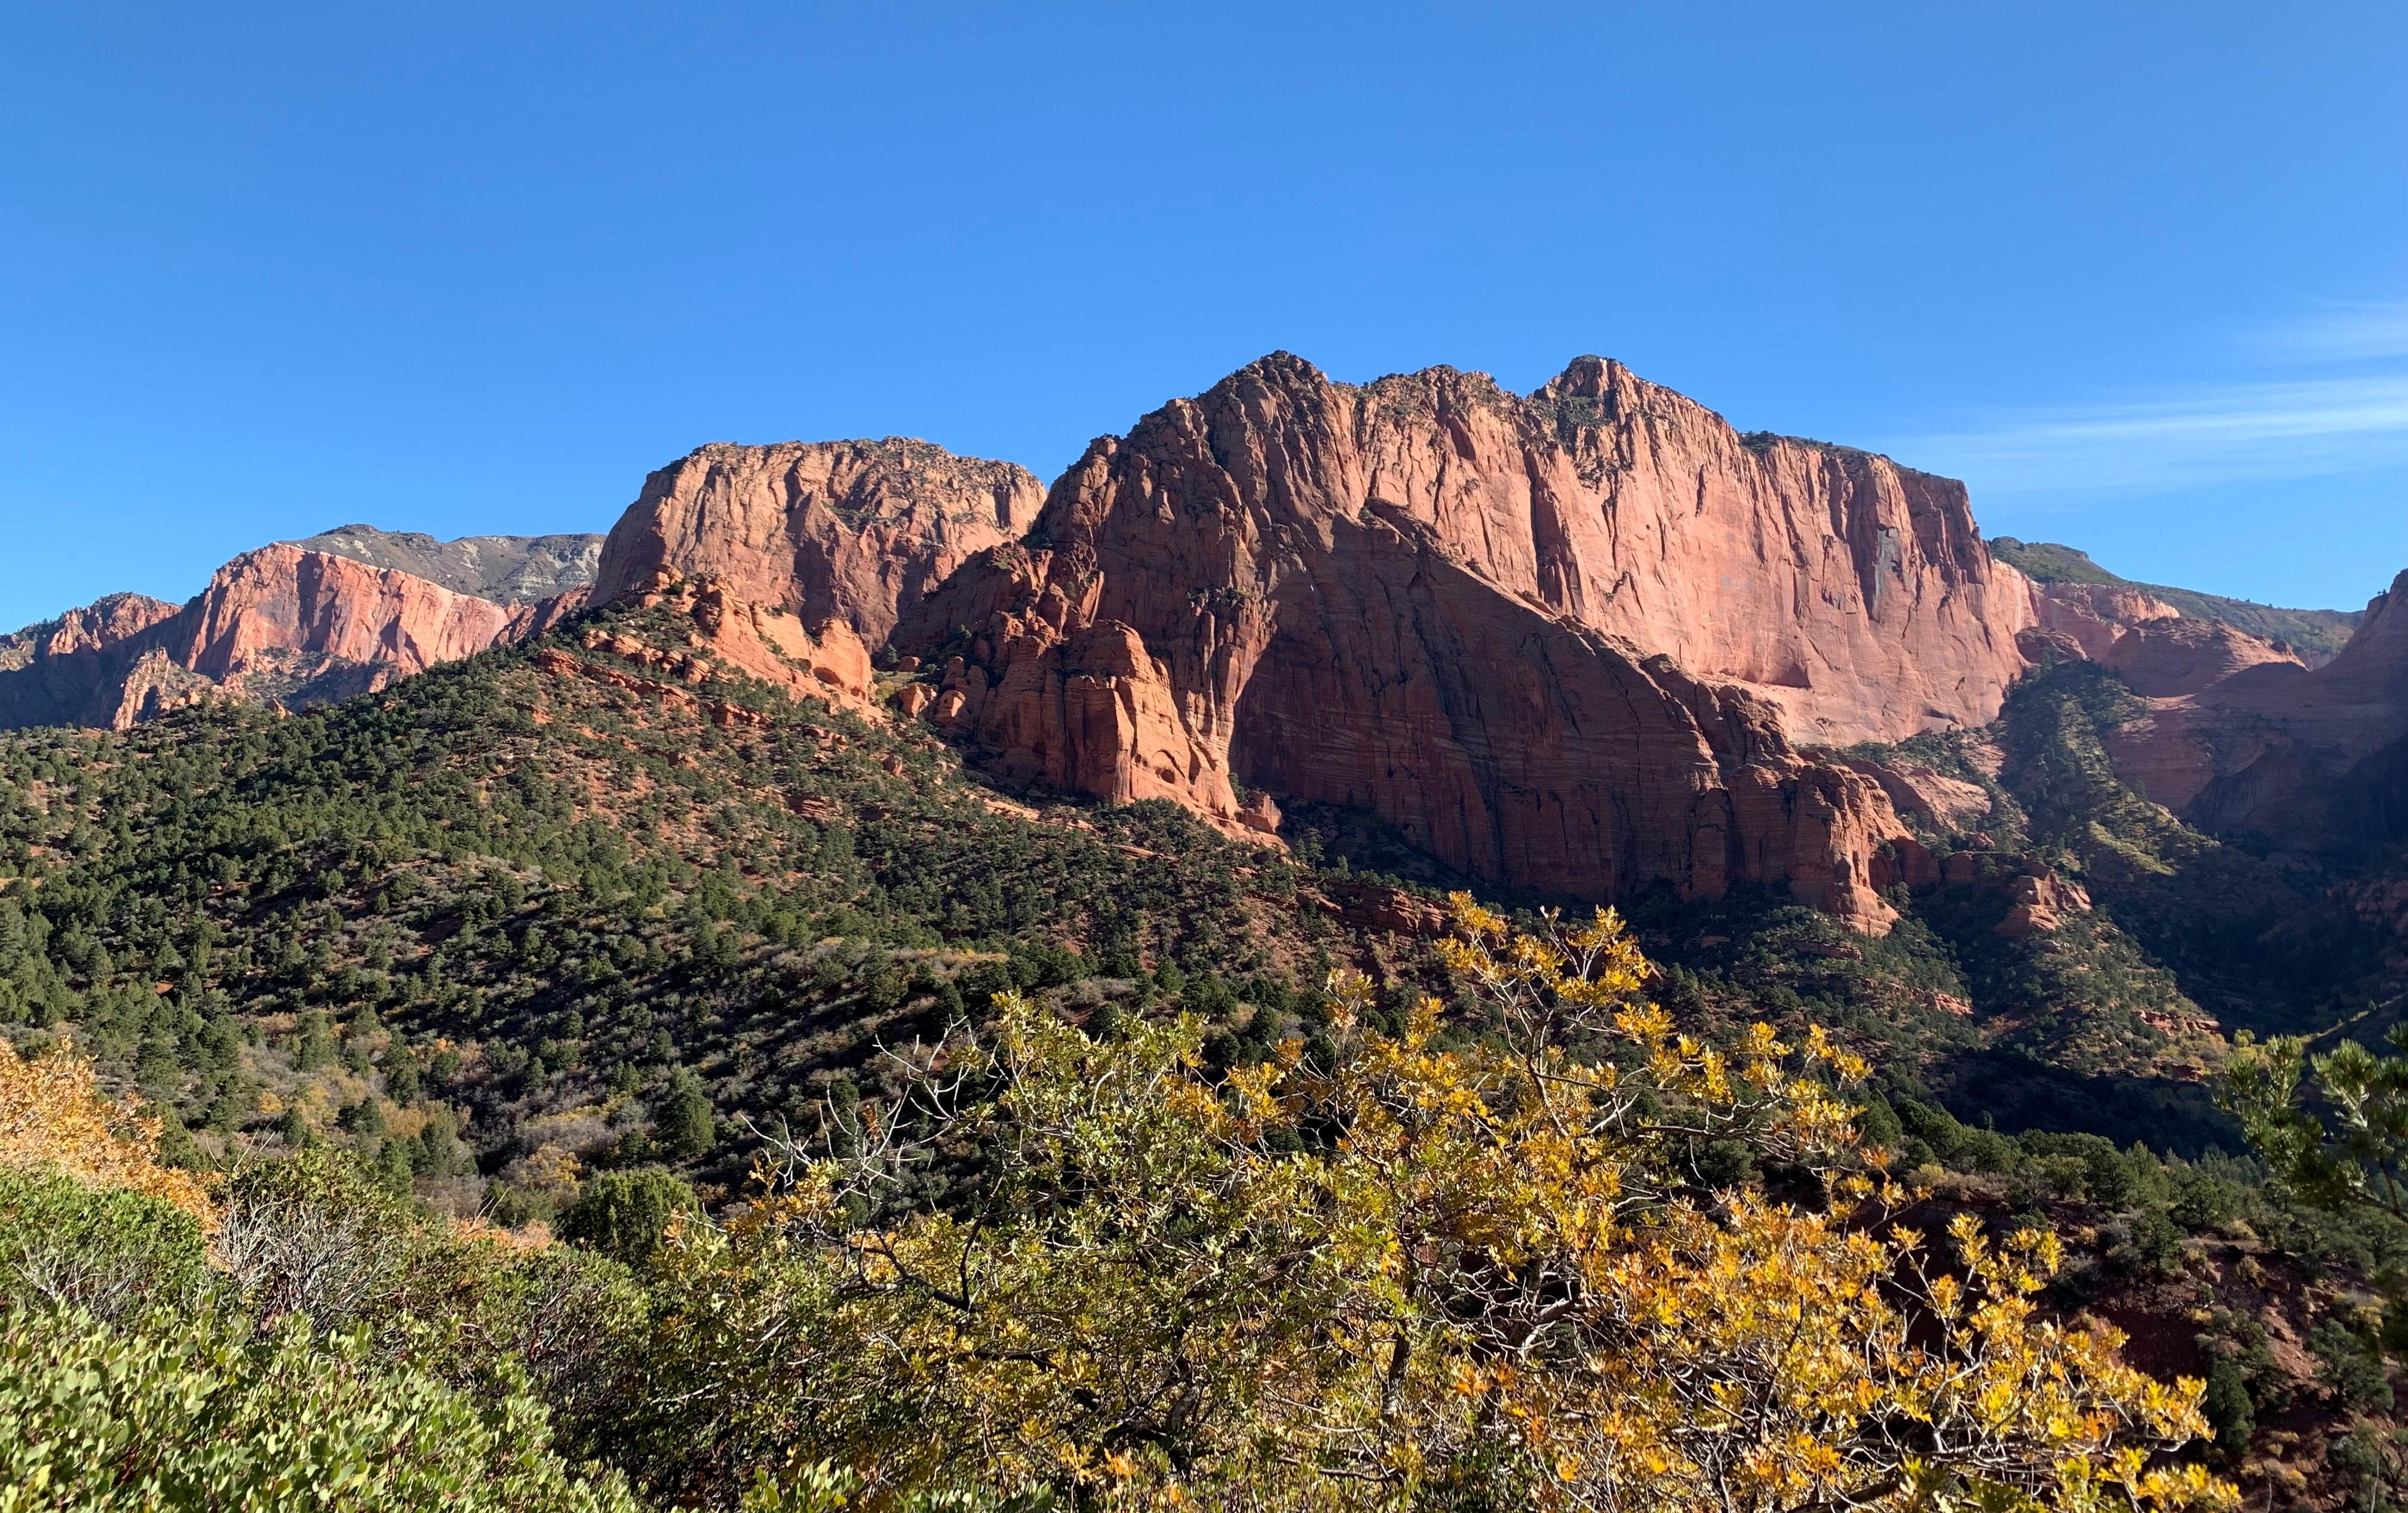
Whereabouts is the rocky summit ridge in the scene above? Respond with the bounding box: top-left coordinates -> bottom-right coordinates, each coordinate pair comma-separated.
7,350 -> 2396,935
285,523 -> 606,604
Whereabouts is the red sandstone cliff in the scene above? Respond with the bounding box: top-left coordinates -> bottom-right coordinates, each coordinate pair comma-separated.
896,354 -> 1937,929
2026,580 -> 2305,697
1029,353 -> 2021,745
164,545 -> 535,686
0,547 -> 590,730
0,595 -> 190,727
591,439 -> 1043,647
2085,569 -> 2408,850
1508,357 -> 2035,743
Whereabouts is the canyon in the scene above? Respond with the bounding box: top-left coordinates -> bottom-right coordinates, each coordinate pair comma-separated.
8,353 -> 2397,931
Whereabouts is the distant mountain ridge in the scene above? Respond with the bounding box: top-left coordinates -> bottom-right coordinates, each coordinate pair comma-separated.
285,523 -> 605,604
1990,535 -> 2361,660
0,525 -> 603,731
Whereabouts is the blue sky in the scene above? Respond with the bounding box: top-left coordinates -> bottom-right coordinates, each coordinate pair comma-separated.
3,2 -> 2404,629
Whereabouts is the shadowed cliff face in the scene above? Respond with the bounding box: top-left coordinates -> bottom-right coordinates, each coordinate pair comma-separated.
2088,568 -> 2408,854
899,354 -> 1943,929
0,595 -> 188,728
0,547 -> 587,730
592,439 -> 1043,647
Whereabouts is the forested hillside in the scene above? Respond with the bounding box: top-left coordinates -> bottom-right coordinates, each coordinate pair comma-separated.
4,592 -> 2407,1508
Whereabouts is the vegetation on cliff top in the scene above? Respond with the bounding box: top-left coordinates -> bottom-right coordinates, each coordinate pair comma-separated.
1988,538 -> 2362,659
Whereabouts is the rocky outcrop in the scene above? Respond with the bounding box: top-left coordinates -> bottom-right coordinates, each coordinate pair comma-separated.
0,595 -> 187,727
286,524 -> 604,602
1838,755 -> 1993,832
900,353 -> 1939,930
2031,582 -> 2183,663
1934,850 -> 2094,936
592,439 -> 1043,646
596,571 -> 876,714
0,546 -> 589,731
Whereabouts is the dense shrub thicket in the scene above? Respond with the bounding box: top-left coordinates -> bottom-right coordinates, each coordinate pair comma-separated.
2,910 -> 2241,1511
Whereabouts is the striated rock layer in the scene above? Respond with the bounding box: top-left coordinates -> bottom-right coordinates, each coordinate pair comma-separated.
898,353 -> 1939,929
592,439 -> 1044,647
0,546 -> 588,731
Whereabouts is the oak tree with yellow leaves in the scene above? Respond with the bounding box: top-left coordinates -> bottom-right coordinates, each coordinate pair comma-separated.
643,898 -> 2230,1512
0,1035 -> 211,1224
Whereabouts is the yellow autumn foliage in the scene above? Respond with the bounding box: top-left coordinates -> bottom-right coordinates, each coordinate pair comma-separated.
656,898 -> 2233,1512
0,1036 -> 213,1227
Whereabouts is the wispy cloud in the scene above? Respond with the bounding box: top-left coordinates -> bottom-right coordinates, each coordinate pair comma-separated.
2254,299 -> 2408,363
1890,307 -> 2408,496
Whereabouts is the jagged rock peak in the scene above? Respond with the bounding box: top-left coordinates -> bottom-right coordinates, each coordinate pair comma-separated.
284,523 -> 605,604
1014,350 -> 2032,746
1,594 -> 182,664
592,437 -> 1043,646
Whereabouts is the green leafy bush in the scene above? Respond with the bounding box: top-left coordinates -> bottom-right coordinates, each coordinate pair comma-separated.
0,1306 -> 637,1512
0,1164 -> 214,1323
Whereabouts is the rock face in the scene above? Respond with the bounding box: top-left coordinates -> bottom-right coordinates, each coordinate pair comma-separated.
1837,754 -> 1992,832
1503,357 -> 2033,744
287,524 -> 605,603
0,546 -> 588,731
2097,569 -> 2408,851
0,595 -> 189,727
591,439 -> 1044,646
590,570 -> 876,715
2030,581 -> 2304,697
164,546 -> 536,688
899,354 -> 1938,930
